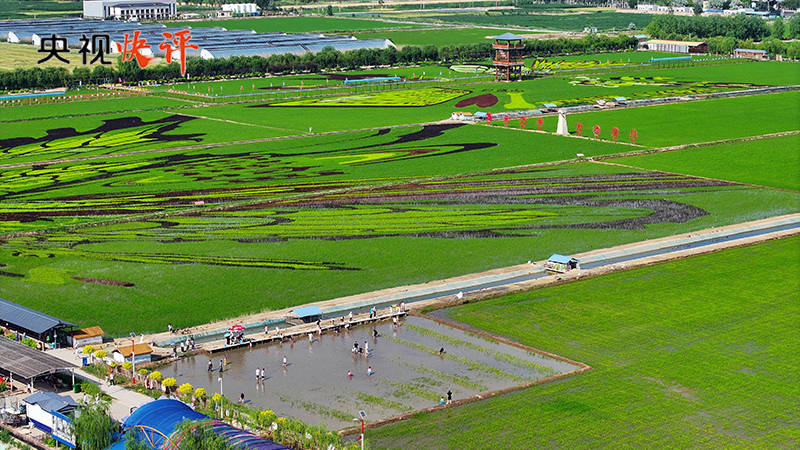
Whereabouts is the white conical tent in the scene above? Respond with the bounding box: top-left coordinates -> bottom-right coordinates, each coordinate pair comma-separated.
556,111 -> 569,136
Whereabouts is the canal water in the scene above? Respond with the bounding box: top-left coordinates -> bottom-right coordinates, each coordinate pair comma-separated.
161,315 -> 578,429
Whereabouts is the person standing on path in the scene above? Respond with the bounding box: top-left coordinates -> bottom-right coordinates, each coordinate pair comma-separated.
208,360 -> 213,372
447,390 -> 452,404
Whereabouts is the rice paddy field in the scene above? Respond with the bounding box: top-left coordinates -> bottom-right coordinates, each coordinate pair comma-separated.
169,16 -> 418,34
2,25 -> 799,447
612,134 -> 800,191
1,57 -> 798,338
369,236 -> 800,448
411,10 -> 654,32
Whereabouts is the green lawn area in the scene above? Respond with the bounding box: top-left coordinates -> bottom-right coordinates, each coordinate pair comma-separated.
352,27 -> 519,47
169,16 -> 416,33
0,95 -> 194,122
369,235 -> 800,448
613,134 -> 800,191
0,0 -> 81,19
525,91 -> 800,147
423,10 -> 654,31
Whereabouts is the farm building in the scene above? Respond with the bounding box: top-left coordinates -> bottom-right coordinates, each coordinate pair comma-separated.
23,392 -> 77,448
67,326 -> 104,349
733,48 -> 768,60
290,305 -> 324,324
545,254 -> 580,273
109,398 -> 288,449
640,39 -> 707,54
0,18 -> 395,61
221,3 -> 259,15
0,338 -> 78,393
83,0 -> 177,20
112,343 -> 154,364
0,297 -> 75,348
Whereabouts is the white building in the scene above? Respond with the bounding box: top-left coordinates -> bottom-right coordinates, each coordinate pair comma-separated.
221,3 -> 259,14
83,0 -> 176,20
112,343 -> 154,364
23,392 -> 78,448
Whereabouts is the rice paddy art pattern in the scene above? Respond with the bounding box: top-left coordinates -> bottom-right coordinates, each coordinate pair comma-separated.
0,124 -> 495,232
0,115 -> 204,162
253,87 -> 470,108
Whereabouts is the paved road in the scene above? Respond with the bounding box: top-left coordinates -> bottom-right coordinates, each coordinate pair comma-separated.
49,349 -> 154,421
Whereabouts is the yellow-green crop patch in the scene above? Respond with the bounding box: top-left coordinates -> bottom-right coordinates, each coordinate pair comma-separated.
263,87 -> 470,108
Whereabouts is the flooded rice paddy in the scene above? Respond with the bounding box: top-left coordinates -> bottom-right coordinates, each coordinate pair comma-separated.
162,315 -> 578,429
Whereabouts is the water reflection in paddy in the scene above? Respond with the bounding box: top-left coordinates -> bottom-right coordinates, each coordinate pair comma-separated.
162,315 -> 578,429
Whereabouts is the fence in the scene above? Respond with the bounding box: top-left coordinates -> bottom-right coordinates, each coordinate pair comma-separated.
152,74 -> 495,105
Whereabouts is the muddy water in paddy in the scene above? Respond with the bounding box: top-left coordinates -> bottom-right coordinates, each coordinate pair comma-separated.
162,316 -> 577,429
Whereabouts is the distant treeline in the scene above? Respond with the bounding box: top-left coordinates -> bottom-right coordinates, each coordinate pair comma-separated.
0,35 -> 637,90
646,14 -> 800,41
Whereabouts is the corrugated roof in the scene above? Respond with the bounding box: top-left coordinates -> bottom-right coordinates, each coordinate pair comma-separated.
548,254 -> 576,264
114,343 -> 153,357
70,326 -> 105,340
0,338 -> 77,379
645,39 -> 706,46
120,399 -> 288,450
23,392 -> 78,414
0,297 -> 75,334
292,305 -> 323,318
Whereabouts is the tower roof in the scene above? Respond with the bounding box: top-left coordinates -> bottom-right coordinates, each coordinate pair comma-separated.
490,32 -> 524,41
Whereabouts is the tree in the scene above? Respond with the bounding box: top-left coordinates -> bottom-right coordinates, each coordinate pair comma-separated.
693,2 -> 703,14
772,17 -> 785,39
71,402 -> 118,450
178,383 -> 194,396
124,429 -> 150,450
627,0 -> 638,8
789,15 -> 800,39
326,4 -> 333,15
174,420 -> 236,450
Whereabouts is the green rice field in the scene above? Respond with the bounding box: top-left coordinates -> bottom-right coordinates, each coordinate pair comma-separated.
1,49 -> 798,341
613,134 -> 800,191
419,10 -> 654,32
370,235 -> 800,448
169,16 -> 417,33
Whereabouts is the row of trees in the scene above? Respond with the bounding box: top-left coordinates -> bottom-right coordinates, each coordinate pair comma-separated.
645,13 -> 774,41
0,35 -> 638,90
645,13 -> 800,41
707,35 -> 800,58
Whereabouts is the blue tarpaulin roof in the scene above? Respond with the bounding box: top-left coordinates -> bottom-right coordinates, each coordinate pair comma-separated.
490,32 -> 525,41
734,48 -> 766,53
0,297 -> 75,334
548,254 -> 576,264
117,399 -> 288,449
292,305 -> 323,318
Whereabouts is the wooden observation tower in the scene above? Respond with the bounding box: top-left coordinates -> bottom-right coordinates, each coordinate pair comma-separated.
491,32 -> 525,82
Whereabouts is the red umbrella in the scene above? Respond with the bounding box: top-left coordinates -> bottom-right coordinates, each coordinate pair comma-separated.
228,325 -> 245,332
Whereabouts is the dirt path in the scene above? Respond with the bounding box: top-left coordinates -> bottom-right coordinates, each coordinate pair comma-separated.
132,213 -> 800,350
592,158 -> 800,194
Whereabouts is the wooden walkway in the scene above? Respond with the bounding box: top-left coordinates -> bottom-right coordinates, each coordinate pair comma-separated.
203,308 -> 407,354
